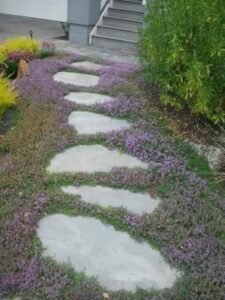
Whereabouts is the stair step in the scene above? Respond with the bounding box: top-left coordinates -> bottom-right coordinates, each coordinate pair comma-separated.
119,0 -> 143,3
102,16 -> 142,30
108,7 -> 144,22
113,0 -> 145,12
97,25 -> 138,41
92,34 -> 137,51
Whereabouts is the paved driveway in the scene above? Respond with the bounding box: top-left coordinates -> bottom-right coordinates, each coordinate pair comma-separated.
0,14 -> 64,40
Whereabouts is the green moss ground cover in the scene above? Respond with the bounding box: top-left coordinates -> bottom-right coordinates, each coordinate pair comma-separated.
0,54 -> 224,299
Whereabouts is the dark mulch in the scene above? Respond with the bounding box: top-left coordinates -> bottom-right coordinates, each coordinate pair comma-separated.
142,81 -> 221,145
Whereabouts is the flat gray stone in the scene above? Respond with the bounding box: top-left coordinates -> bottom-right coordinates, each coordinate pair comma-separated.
47,145 -> 148,174
64,92 -> 113,106
62,185 -> 160,215
188,141 -> 223,170
53,72 -> 99,87
37,214 -> 179,292
71,61 -> 103,71
68,111 -> 131,134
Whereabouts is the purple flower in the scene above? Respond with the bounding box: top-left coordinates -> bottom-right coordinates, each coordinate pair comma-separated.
99,62 -> 139,89
16,54 -> 81,103
8,50 -> 37,62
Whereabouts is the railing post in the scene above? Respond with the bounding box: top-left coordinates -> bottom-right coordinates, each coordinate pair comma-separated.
68,0 -> 101,44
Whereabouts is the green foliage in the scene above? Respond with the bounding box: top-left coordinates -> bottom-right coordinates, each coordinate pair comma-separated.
0,36 -> 40,56
37,50 -> 55,59
0,36 -> 41,77
61,22 -> 69,39
0,50 -> 7,64
140,0 -> 225,123
4,61 -> 18,79
0,76 -> 18,117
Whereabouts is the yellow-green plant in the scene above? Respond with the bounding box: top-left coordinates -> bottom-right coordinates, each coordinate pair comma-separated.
1,36 -> 41,56
0,45 -> 7,63
0,76 -> 18,116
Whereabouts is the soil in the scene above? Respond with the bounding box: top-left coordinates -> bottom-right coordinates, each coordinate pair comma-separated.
142,81 -> 221,146
0,108 -> 17,137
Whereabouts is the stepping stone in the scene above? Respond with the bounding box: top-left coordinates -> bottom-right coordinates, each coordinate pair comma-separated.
47,145 -> 148,174
62,185 -> 160,215
71,61 -> 103,71
37,215 -> 179,292
68,111 -> 131,135
64,92 -> 113,106
53,72 -> 99,87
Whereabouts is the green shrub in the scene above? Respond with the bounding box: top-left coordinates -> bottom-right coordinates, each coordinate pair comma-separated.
0,76 -> 18,117
140,0 -> 225,123
0,36 -> 41,77
4,61 -> 18,79
0,36 -> 40,56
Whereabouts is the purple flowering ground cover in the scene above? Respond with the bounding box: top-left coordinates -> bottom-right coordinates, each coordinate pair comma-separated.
0,54 -> 224,300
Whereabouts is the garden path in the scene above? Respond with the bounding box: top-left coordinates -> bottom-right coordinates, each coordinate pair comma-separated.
36,61 -> 179,292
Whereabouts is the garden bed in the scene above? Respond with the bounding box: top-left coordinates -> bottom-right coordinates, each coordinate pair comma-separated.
0,53 -> 224,300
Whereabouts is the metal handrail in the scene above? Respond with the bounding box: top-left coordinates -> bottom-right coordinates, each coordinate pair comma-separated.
101,0 -> 111,13
89,0 -> 113,44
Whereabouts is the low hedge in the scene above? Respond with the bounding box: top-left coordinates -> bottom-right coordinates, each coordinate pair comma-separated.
140,0 -> 225,123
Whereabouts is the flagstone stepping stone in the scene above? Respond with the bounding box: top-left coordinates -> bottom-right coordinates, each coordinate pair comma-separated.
37,214 -> 179,292
68,111 -> 131,135
62,185 -> 160,215
64,92 -> 113,105
53,72 -> 99,87
47,145 -> 148,174
71,61 -> 103,71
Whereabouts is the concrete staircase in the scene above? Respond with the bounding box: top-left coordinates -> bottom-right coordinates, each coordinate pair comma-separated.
90,0 -> 145,51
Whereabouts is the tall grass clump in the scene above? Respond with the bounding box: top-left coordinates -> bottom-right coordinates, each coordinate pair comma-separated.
0,49 -> 7,64
2,36 -> 40,55
0,76 -> 18,116
140,0 -> 225,123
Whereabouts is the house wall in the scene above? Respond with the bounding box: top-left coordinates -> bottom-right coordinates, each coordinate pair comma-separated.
0,0 -> 68,22
0,0 -> 108,44
0,0 -> 107,22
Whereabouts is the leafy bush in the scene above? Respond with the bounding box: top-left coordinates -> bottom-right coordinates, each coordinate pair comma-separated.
0,37 -> 44,78
140,0 -> 225,123
0,76 -> 18,116
1,36 -> 40,56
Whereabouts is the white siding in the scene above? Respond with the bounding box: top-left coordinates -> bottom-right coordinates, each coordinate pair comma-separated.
0,0 -> 68,22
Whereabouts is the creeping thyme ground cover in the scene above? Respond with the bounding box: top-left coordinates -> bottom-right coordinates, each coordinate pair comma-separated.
0,54 -> 224,299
